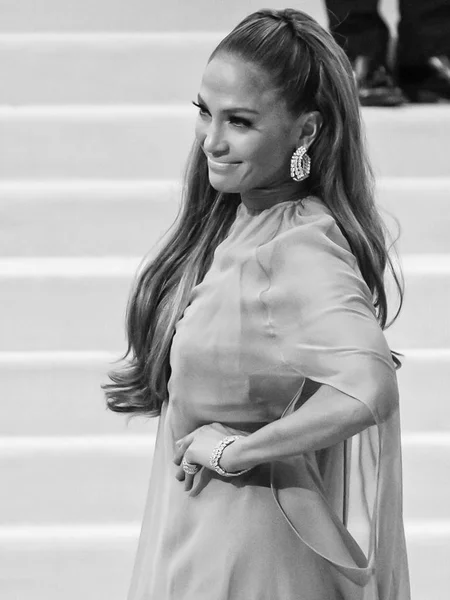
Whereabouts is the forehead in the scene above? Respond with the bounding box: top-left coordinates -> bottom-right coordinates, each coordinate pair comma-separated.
199,53 -> 281,110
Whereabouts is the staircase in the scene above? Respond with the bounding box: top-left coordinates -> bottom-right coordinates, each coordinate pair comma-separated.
0,1 -> 449,598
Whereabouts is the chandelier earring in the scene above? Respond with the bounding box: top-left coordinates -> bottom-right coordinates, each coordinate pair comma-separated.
290,146 -> 311,182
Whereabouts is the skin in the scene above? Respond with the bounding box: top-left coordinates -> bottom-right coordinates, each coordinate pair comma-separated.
173,53 -> 375,491
193,53 -> 322,210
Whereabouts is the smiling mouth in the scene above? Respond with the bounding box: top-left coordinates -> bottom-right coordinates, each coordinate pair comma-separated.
207,159 -> 241,169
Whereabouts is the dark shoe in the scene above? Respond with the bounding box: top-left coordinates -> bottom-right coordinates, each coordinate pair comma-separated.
398,56 -> 450,103
352,56 -> 406,107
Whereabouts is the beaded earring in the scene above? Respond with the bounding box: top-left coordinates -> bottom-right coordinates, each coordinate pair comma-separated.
290,146 -> 311,182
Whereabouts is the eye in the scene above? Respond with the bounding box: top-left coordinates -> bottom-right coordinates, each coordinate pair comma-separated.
229,116 -> 252,128
191,101 -> 252,129
192,101 -> 209,117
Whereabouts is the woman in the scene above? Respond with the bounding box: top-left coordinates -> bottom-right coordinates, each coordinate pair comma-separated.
103,8 -> 410,600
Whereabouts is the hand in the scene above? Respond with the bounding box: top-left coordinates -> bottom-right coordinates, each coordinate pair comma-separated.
173,422 -> 249,492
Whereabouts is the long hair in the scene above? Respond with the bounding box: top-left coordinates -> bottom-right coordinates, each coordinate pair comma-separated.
102,8 -> 404,418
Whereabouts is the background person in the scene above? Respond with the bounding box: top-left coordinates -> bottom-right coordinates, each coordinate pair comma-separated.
325,0 -> 450,105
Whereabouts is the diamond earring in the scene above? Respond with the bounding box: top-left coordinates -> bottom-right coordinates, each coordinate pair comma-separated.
290,146 -> 311,182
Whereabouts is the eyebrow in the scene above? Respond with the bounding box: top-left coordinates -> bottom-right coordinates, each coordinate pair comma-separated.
197,94 -> 260,115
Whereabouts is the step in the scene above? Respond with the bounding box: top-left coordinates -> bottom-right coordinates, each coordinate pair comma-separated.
1,256 -> 449,351
0,522 -> 444,600
0,524 -> 447,600
0,106 -> 449,179
377,178 -> 450,255
384,256 -> 450,349
0,181 -> 180,257
0,350 -> 448,436
0,437 -> 153,525
0,351 -> 157,436
0,0 -> 330,32
396,351 -> 450,432
0,434 -> 448,524
0,33 -> 220,105
0,28 -> 407,106
0,0 -> 401,34
0,527 -> 137,600
1,178 -> 449,257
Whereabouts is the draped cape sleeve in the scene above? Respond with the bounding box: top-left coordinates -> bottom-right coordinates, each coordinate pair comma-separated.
254,207 -> 410,600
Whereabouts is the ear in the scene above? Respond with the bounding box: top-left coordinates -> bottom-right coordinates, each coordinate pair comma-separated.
296,111 -> 323,150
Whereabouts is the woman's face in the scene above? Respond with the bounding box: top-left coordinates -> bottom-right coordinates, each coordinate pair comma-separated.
194,53 -> 302,195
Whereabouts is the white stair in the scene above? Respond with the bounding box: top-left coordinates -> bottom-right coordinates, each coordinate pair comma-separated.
0,528 -> 138,600
0,0 -> 329,32
0,33 -> 222,105
0,255 -> 448,351
0,434 -> 449,524
1,0 -> 449,598
0,178 -> 449,257
0,524 -> 448,600
0,350 -> 448,436
1,106 -> 449,179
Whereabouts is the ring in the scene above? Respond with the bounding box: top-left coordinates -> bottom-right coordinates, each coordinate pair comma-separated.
182,456 -> 200,475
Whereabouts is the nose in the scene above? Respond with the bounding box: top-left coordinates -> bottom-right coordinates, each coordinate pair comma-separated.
199,121 -> 228,156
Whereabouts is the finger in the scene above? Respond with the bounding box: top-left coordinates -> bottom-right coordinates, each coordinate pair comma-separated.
175,463 -> 197,490
173,447 -> 184,466
173,440 -> 190,465
173,434 -> 194,465
184,473 -> 195,492
188,467 -> 211,498
176,431 -> 196,447
175,464 -> 186,481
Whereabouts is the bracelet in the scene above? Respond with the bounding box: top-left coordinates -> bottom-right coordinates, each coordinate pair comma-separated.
209,435 -> 252,478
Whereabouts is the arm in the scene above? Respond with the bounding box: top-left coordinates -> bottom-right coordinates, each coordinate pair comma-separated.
221,382 -> 375,472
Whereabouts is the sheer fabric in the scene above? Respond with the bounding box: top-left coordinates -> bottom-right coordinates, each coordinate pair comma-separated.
127,197 -> 410,600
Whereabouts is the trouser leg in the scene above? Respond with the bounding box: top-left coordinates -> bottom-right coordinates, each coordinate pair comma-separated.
324,0 -> 390,64
396,0 -> 450,101
397,0 -> 450,65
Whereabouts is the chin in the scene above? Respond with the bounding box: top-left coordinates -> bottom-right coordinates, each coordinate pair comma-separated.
210,182 -> 240,193
208,176 -> 241,194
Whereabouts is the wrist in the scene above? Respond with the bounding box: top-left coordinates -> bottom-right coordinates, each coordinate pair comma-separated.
219,434 -> 259,472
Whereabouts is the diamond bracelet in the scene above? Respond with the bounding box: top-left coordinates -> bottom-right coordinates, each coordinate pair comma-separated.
209,435 -> 252,478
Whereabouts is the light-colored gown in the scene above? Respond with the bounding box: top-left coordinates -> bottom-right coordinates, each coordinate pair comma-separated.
127,196 -> 410,600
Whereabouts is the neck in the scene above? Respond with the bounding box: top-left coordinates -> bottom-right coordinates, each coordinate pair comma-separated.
240,180 -> 310,211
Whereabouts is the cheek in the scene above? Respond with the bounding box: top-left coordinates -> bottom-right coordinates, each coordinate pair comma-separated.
247,135 -> 290,170
237,136 -> 270,166
194,119 -> 205,144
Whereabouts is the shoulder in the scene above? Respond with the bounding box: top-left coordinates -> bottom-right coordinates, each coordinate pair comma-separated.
271,196 -> 358,272
257,197 -> 373,309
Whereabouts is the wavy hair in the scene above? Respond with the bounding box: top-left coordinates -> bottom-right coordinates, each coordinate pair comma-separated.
102,8 -> 404,418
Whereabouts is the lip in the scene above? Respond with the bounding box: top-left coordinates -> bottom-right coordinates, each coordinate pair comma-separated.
207,158 -> 241,171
